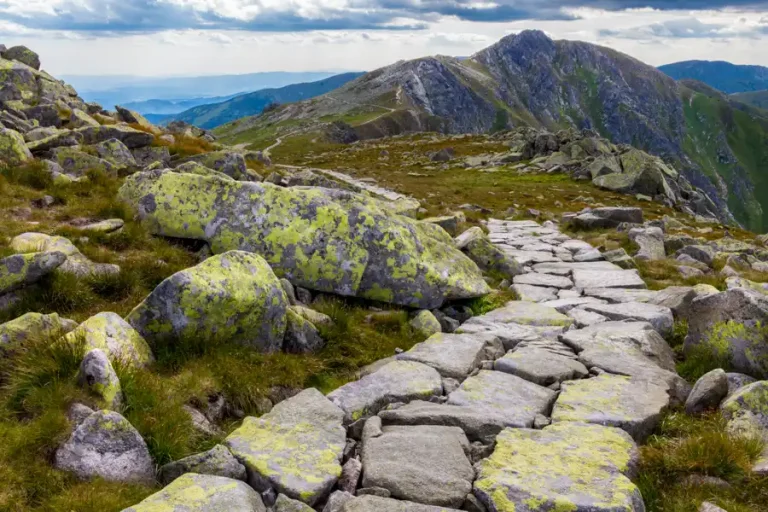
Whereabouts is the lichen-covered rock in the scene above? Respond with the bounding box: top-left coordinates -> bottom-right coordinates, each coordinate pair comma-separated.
159,444 -> 247,485
54,410 -> 154,483
0,251 -> 66,295
494,344 -> 589,386
69,108 -> 100,128
65,312 -> 154,368
118,171 -> 489,308
409,310 -> 442,338
328,361 -> 442,424
76,125 -> 154,149
593,148 -> 675,201
459,229 -> 523,280
78,348 -> 123,410
463,301 -> 573,329
133,145 -> 171,167
685,369 -> 728,415
473,423 -> 643,512
275,494 -> 316,512
26,130 -> 83,153
686,320 -> 768,380
80,219 -> 125,233
0,312 -> 77,347
24,126 -> 60,142
51,147 -> 116,178
720,381 -> 768,440
684,288 -> 768,347
579,302 -> 674,337
361,424 -> 474,507
127,251 -> 288,352
283,306 -> 325,354
175,161 -> 235,181
341,496 -> 461,512
0,127 -> 33,165
552,374 -> 670,442
2,46 -> 40,69
291,305 -> 333,328
225,388 -> 346,506
0,58 -> 38,102
122,473 -> 266,512
179,151 -> 249,181
115,105 -> 156,131
422,214 -> 464,236
95,138 -> 137,167
397,333 -> 502,380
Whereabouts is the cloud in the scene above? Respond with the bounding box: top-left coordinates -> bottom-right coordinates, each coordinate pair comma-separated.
600,15 -> 768,39
1,0 -> 767,34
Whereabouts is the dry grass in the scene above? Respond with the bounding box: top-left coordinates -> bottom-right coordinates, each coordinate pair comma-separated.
153,134 -> 216,158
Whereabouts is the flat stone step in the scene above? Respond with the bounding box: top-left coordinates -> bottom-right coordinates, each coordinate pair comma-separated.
514,273 -> 573,289
551,374 -> 670,442
464,301 -> 574,329
512,284 -> 559,303
543,297 -> 607,313
396,333 -> 503,380
341,495 -> 462,512
533,261 -> 624,274
572,269 -> 647,290
494,346 -> 589,386
583,288 -> 659,303
473,423 -> 643,512
578,302 -> 673,336
327,361 -> 442,424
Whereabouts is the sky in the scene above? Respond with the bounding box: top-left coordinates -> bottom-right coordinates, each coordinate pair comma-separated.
0,0 -> 767,77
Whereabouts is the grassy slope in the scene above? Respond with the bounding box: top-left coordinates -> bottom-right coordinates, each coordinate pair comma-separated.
732,90 -> 768,110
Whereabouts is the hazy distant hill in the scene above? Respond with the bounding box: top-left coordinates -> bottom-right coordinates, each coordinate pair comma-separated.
732,90 -> 768,110
166,73 -> 364,129
659,61 -> 768,94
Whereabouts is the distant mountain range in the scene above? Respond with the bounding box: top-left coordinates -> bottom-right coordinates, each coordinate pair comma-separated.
215,31 -> 768,233
62,71 -> 342,110
163,72 -> 364,129
732,90 -> 768,110
658,61 -> 768,94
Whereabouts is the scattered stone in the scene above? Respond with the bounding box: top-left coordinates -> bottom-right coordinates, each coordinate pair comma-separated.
0,251 -> 66,295
685,369 -> 728,415
54,410 -> 154,483
603,248 -> 636,269
225,389 -> 346,506
720,381 -> 768,439
159,444 -> 247,484
339,458 -> 362,494
409,310 -> 442,338
677,245 -> 716,267
630,227 -> 665,261
571,207 -> 643,229
274,494 -> 315,512
284,306 -> 325,354
64,312 -> 154,368
10,232 -> 119,276
77,348 -> 122,410
725,373 -> 757,398
79,219 -> 125,233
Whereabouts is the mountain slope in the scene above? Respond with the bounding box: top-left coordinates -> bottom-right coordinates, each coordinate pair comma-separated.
659,61 -> 768,94
161,72 -> 364,129
122,94 -> 242,116
217,31 -> 768,232
732,90 -> 768,110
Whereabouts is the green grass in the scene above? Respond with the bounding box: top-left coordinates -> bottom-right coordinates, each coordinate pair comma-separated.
637,412 -> 767,512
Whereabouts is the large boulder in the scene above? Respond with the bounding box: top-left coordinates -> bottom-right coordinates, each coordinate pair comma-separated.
76,125 -> 154,149
0,127 -> 33,165
225,389 -> 346,506
178,151 -> 249,181
95,138 -> 137,168
54,410 -> 154,483
26,130 -> 83,153
51,147 -> 116,178
118,171 -> 489,308
122,473 -> 266,512
0,312 -> 77,347
594,149 -> 676,200
0,251 -> 66,295
474,423 -> 643,512
456,227 -> 523,280
127,251 -> 288,352
2,45 -> 41,70
684,289 -> 768,379
64,312 -> 154,368
570,207 -> 643,230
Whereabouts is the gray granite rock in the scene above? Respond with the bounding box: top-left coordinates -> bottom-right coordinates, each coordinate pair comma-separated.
579,302 -> 674,336
494,345 -> 589,386
396,333 -> 503,380
159,444 -> 247,484
514,273 -> 573,289
572,269 -> 647,290
629,227 -> 665,261
567,308 -> 608,328
542,297 -> 607,314
341,495 -> 462,512
512,284 -> 559,303
685,369 -> 728,415
725,373 -> 757,398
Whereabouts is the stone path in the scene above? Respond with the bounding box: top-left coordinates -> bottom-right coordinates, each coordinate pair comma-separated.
124,220 -> 687,512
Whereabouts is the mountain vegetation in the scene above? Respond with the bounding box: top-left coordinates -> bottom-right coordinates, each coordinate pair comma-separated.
164,72 -> 364,130
659,60 -> 768,94
217,31 -> 768,233
732,90 -> 768,110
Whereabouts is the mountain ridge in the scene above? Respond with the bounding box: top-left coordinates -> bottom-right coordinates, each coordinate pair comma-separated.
658,60 -> 768,94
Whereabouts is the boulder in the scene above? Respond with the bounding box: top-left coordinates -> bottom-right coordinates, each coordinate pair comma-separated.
0,312 -> 77,347
409,310 -> 442,338
23,104 -> 63,127
2,45 -> 41,69
69,108 -> 100,128
76,125 -> 154,149
179,151 -> 249,181
54,410 -> 154,483
0,127 -> 33,165
159,444 -> 247,484
174,161 -> 235,181
360,424 -> 473,507
677,245 -> 716,267
327,361 -> 442,424
77,348 -> 123,410
132,146 -> 171,167
283,306 -> 325,354
64,312 -> 153,368
421,214 -> 464,237
341,496 -> 461,512
726,373 -> 757,398
95,138 -> 137,167
552,374 -> 670,441
720,381 -> 768,439
126,251 -> 288,352
52,147 -> 116,178
629,227 -> 665,261
225,389 -> 346,506
122,473 -> 266,512
458,229 -> 523,280
275,494 -> 315,512
649,286 -> 698,320
0,251 -> 66,295
24,126 -> 60,142
685,369 -> 728,415
11,234 -> 121,276
396,332 -> 503,380
594,149 -> 676,200
570,207 -> 643,229
26,130 -> 83,153
115,105 -> 155,131
587,155 -> 622,179
474,423 -> 643,512
118,171 -> 489,308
